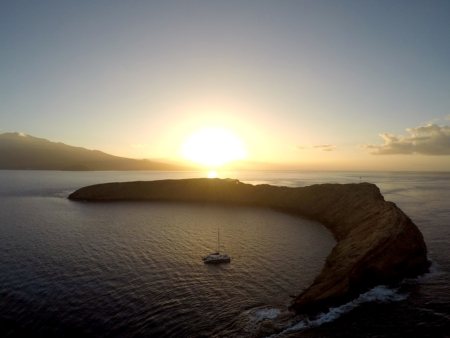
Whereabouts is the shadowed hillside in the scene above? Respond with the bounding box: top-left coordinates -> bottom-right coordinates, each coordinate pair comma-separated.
0,133 -> 184,171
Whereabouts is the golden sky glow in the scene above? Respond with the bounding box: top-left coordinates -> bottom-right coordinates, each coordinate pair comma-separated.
2,2 -> 450,171
181,127 -> 247,167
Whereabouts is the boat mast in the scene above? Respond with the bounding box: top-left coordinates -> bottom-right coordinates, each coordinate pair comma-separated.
217,226 -> 220,253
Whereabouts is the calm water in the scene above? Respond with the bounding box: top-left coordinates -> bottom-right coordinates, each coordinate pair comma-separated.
0,170 -> 449,337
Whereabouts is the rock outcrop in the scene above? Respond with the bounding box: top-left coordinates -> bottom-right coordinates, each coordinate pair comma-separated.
68,178 -> 430,313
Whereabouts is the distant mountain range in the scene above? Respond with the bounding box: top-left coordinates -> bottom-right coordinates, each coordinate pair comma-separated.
0,132 -> 185,171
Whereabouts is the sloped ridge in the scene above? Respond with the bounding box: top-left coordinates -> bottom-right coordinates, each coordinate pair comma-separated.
69,178 -> 429,313
0,132 -> 181,170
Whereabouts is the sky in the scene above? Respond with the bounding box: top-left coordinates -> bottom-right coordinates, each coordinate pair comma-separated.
1,0 -> 449,171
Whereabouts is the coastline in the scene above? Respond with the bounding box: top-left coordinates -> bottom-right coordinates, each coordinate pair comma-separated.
69,178 -> 430,314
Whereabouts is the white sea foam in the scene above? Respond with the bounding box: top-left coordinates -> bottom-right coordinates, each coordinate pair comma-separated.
268,285 -> 408,337
252,308 -> 281,322
242,306 -> 282,335
413,260 -> 443,282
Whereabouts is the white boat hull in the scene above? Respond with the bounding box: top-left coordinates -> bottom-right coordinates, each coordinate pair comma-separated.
202,253 -> 231,264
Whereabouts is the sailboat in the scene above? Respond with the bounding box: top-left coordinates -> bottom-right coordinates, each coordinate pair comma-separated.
202,227 -> 231,264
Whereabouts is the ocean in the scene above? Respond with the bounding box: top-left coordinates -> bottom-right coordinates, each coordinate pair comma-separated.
0,170 -> 448,337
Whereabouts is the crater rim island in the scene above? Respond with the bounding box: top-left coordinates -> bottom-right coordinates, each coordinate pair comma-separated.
69,178 -> 430,315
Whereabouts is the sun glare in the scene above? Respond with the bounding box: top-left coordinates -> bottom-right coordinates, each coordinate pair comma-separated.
181,127 -> 247,167
207,170 -> 218,178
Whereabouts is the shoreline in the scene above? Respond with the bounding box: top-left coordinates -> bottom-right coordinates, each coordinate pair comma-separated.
69,178 -> 430,314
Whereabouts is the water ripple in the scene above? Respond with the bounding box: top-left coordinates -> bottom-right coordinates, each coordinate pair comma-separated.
0,197 -> 334,337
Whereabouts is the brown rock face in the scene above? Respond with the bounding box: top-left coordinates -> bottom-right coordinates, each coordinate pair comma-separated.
68,178 -> 430,313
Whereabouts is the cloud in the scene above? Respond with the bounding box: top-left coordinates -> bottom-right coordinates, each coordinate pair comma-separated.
297,144 -> 336,151
366,124 -> 450,155
313,144 -> 336,152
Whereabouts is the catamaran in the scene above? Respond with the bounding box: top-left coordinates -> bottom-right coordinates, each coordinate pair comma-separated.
203,227 -> 231,264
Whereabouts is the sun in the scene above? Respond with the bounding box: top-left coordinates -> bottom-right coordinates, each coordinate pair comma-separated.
181,127 -> 247,167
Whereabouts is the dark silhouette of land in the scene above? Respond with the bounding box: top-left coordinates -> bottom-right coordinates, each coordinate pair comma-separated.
0,132 -> 185,171
69,178 -> 430,314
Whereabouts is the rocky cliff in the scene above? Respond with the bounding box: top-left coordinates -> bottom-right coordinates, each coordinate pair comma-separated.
68,178 -> 430,313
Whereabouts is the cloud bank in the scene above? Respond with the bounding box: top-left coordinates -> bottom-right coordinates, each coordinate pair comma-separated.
367,124 -> 450,155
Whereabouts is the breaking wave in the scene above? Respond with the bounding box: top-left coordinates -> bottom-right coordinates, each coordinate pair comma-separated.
251,307 -> 281,322
269,285 -> 408,337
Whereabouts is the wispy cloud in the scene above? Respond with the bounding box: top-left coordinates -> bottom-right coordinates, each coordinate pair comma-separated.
313,144 -> 336,152
366,124 -> 450,155
298,144 -> 336,151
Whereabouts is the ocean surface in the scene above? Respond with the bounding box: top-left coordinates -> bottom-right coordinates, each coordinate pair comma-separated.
0,170 -> 448,337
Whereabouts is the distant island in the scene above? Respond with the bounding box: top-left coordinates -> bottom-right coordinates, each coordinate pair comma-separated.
0,132 -> 185,171
69,178 -> 430,314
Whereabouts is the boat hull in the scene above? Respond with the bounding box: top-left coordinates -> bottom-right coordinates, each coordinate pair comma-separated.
202,253 -> 231,264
